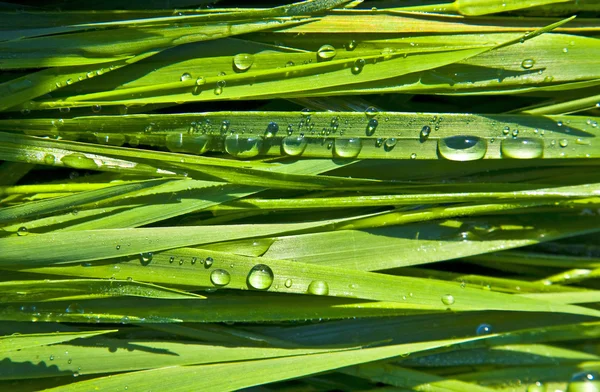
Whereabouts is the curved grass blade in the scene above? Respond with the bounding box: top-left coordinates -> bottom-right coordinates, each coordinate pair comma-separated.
0,330 -> 116,353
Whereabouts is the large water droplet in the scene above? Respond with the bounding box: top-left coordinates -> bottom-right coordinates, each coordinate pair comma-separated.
559,139 -> 569,147
521,59 -> 535,69
180,72 -> 192,82
17,226 -> 29,236
225,134 -> 263,158
441,294 -> 455,306
438,136 -> 487,161
210,269 -> 231,287
420,125 -> 431,142
165,133 -> 210,154
61,153 -> 99,170
366,118 -> 378,135
233,53 -> 255,72
264,121 -> 279,138
501,137 -> 543,159
317,44 -> 337,60
334,138 -> 362,158
44,154 -> 56,165
384,138 -> 397,151
282,135 -> 308,156
307,280 -> 329,296
247,264 -> 274,290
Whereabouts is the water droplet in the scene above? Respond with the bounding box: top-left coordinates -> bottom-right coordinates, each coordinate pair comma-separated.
559,139 -> 569,147
115,245 -> 121,250
438,136 -> 487,161
59,107 -> 70,113
441,294 -> 455,306
233,53 -> 255,72
476,323 -> 492,335
16,226 -> 28,236
512,129 -> 519,138
44,154 -> 56,165
144,124 -> 154,133
91,104 -> 102,113
61,153 -> 99,170
366,118 -> 378,135
225,134 -> 264,158
210,269 -> 231,287
501,137 -> 544,159
247,264 -> 274,290
285,60 -> 295,67
204,257 -> 214,268
317,44 -> 337,60
214,81 -> 225,95
420,125 -> 431,142
364,107 -> 378,118
282,135 -> 308,156
351,59 -> 365,74
502,126 -> 510,135
307,280 -> 329,296
568,371 -> 600,392
139,252 -> 153,266
49,355 -> 54,361
521,59 -> 535,69
346,40 -> 357,51
265,121 -> 279,138
410,153 -> 417,159
169,256 -> 175,263
384,138 -> 397,151
557,120 -> 564,127
165,133 -> 210,154
284,278 -> 293,288
65,79 -> 73,85
334,138 -> 362,158
68,359 -> 72,364
180,72 -> 192,81
191,257 -> 197,265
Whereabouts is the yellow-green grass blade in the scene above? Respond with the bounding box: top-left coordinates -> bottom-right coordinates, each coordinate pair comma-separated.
0,279 -> 203,302
467,250 -> 600,268
518,291 -> 600,304
0,295 -> 427,323
0,178 -> 172,225
519,93 -> 600,115
0,18 -> 310,69
260,214 -> 600,270
39,337 -> 491,392
0,330 -> 116,353
5,244 -> 600,317
2,112 -> 597,161
1,339 -> 353,380
341,363 -> 496,392
398,0 -> 572,16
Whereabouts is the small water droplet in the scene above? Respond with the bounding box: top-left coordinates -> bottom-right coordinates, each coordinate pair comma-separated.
351,59 -> 365,75
144,124 -> 154,133
384,138 -> 397,151
91,104 -> 102,113
180,72 -> 192,81
420,125 -> 431,142
346,40 -> 357,51
265,121 -> 279,138
364,107 -> 379,118
526,381 -> 546,392
441,294 -> 455,306
521,59 -> 535,69
210,269 -> 231,287
44,154 -> 56,165
501,137 -> 544,159
233,53 -> 255,72
557,120 -> 564,127
559,139 -> 569,147
366,118 -> 378,135
115,245 -> 121,250
49,355 -> 54,361
476,323 -> 492,335
139,252 -> 153,266
284,278 -> 293,288
438,136 -> 487,161
282,135 -> 308,156
334,138 -> 362,158
502,126 -> 510,135
247,264 -> 274,290
65,79 -> 73,85
410,153 -> 417,160
285,60 -> 295,67
307,280 -> 329,296
225,134 -> 264,158
66,303 -> 84,314
204,257 -> 214,268
317,44 -> 337,60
